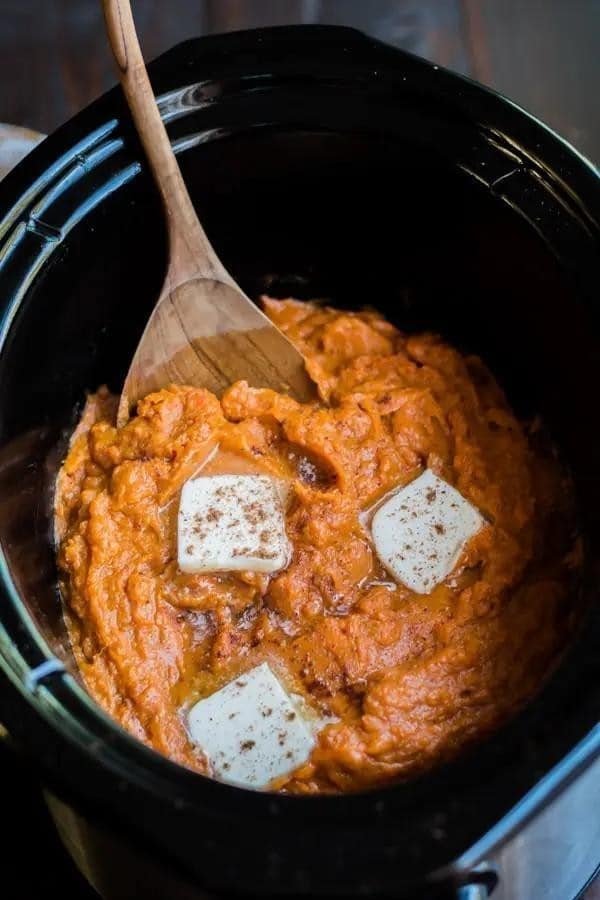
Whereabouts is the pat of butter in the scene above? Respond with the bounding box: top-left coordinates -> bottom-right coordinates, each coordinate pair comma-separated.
188,663 -> 316,789
178,474 -> 290,574
371,469 -> 484,594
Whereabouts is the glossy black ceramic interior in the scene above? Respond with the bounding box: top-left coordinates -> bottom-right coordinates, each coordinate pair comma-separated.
0,26 -> 599,900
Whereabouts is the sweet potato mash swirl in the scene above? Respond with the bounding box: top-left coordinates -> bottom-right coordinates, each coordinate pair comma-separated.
56,298 -> 579,792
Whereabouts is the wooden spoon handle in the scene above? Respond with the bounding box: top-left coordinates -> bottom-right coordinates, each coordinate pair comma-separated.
101,0 -> 226,283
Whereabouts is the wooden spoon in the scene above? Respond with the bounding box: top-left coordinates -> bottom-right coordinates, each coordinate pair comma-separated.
102,0 -> 315,426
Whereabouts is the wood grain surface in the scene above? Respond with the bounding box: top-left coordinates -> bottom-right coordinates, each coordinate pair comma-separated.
0,0 -> 598,162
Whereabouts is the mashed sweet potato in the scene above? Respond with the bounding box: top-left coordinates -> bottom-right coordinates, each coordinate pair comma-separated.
55,298 -> 580,792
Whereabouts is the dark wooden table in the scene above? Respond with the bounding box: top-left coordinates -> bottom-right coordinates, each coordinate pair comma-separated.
0,0 -> 599,164
0,2 -> 598,899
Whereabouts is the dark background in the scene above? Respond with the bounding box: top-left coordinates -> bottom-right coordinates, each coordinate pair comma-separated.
0,0 -> 599,163
0,1 -> 599,898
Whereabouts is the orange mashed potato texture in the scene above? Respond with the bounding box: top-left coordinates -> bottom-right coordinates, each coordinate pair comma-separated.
56,298 -> 578,793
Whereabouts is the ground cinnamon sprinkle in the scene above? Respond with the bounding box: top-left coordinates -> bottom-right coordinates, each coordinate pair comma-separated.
55,298 -> 581,793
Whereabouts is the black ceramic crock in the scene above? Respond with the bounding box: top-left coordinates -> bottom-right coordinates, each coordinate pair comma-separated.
0,25 -> 599,900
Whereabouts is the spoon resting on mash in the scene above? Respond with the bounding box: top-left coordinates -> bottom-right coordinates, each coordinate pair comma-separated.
101,0 -> 314,426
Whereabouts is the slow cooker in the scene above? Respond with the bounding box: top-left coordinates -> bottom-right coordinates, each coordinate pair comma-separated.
0,26 -> 599,900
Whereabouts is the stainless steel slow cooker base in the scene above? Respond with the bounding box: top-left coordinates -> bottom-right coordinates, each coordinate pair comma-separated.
493,752 -> 600,899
